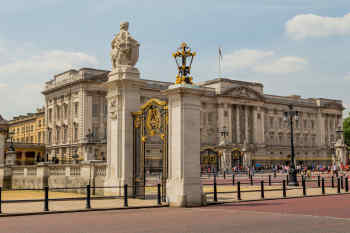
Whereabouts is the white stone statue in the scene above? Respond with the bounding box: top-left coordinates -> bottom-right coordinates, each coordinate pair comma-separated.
110,21 -> 140,70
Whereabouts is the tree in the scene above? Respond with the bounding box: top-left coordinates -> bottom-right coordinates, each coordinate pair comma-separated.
343,115 -> 350,146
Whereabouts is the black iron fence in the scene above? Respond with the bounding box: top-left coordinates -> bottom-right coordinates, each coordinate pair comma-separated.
0,184 -> 164,214
205,173 -> 349,203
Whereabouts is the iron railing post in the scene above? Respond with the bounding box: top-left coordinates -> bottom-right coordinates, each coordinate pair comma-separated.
157,184 -> 161,205
213,174 -> 217,202
237,181 -> 241,200
44,186 -> 49,211
322,178 -> 325,195
124,184 -> 128,207
86,184 -> 91,209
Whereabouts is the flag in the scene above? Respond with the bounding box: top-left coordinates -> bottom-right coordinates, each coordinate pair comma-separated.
218,47 -> 223,60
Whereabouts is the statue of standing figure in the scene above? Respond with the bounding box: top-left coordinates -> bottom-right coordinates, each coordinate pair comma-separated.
110,21 -> 140,69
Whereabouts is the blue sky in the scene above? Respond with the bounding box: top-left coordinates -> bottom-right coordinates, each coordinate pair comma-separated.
0,0 -> 349,119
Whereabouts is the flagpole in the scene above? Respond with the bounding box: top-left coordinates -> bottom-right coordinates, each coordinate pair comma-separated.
218,46 -> 223,78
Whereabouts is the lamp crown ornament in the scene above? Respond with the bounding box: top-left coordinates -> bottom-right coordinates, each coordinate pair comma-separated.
172,42 -> 196,85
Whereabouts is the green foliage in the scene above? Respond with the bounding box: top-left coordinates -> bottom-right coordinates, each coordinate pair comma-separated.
343,116 -> 350,146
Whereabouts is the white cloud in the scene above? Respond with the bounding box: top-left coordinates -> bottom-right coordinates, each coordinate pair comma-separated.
222,49 -> 307,75
0,83 -> 8,88
223,49 -> 274,70
254,56 -> 308,74
286,13 -> 350,40
0,50 -> 98,75
344,72 -> 350,80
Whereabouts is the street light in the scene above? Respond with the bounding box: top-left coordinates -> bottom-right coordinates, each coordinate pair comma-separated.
172,42 -> 196,85
284,105 -> 299,186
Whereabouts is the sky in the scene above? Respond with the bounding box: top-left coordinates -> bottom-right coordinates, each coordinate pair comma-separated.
0,0 -> 349,119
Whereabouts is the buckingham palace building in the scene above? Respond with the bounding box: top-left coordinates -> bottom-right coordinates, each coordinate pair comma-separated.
42,66 -> 344,173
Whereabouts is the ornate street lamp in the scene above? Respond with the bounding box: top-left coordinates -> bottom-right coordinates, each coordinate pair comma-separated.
283,105 -> 299,186
172,42 -> 196,85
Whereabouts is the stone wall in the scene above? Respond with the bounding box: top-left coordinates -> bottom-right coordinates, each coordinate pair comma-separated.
0,162 -> 107,194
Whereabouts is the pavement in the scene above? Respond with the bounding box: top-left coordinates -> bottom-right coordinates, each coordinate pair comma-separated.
1,195 -> 350,233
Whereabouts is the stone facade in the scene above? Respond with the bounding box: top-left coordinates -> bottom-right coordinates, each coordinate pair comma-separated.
40,74 -> 344,170
42,68 -> 109,162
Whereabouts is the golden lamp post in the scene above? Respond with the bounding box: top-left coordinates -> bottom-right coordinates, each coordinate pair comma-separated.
172,42 -> 196,85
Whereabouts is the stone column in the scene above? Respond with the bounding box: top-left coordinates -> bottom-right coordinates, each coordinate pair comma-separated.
236,105 -> 240,144
245,106 -> 249,143
0,131 -> 6,166
104,66 -> 145,195
163,84 -> 206,207
252,106 -> 258,144
221,149 -> 232,173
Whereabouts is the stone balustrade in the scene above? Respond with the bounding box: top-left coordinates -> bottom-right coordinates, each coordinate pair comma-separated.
0,162 -> 107,194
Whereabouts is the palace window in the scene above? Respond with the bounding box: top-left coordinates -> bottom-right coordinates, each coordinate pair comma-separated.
56,127 -> 60,144
64,104 -> 68,119
270,117 -> 274,129
92,103 -> 99,117
57,106 -> 60,120
74,102 -> 79,117
48,109 -> 52,122
48,130 -> 52,145
304,120 -> 307,129
63,127 -> 68,144
74,124 -> 79,142
38,132 -> 41,143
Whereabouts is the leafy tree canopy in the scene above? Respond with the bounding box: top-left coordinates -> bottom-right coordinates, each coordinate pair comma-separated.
343,115 -> 350,146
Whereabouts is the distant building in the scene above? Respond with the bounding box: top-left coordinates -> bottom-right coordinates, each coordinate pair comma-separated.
42,68 -> 109,163
8,108 -> 46,164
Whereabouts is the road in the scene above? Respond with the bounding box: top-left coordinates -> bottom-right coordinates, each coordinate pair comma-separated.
1,195 -> 350,233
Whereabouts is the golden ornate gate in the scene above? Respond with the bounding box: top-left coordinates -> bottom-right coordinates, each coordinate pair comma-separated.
132,98 -> 168,200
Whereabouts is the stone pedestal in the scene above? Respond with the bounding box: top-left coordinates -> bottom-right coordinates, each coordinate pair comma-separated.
163,84 -> 206,207
335,142 -> 348,168
104,66 -> 145,195
221,149 -> 232,173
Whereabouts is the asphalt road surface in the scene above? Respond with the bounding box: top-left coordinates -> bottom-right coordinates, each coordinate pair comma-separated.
1,195 -> 350,233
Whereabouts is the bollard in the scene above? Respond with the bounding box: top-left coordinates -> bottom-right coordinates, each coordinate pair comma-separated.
237,181 -> 241,200
302,179 -> 306,196
124,184 -> 128,207
269,175 -> 271,186
44,186 -> 49,211
224,171 -> 226,180
157,184 -> 161,205
273,170 -> 277,178
322,178 -> 325,195
337,178 -> 341,194
250,175 -> 253,186
332,176 -> 334,188
86,184 -> 91,209
341,176 -> 344,190
345,177 -> 349,192
282,180 -> 286,198
286,175 -> 289,186
0,187 -> 2,214
318,176 -> 320,187
214,174 -> 218,202
261,181 -> 264,199
232,174 -> 235,185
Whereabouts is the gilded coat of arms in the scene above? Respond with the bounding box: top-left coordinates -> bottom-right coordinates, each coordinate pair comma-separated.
146,107 -> 161,136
